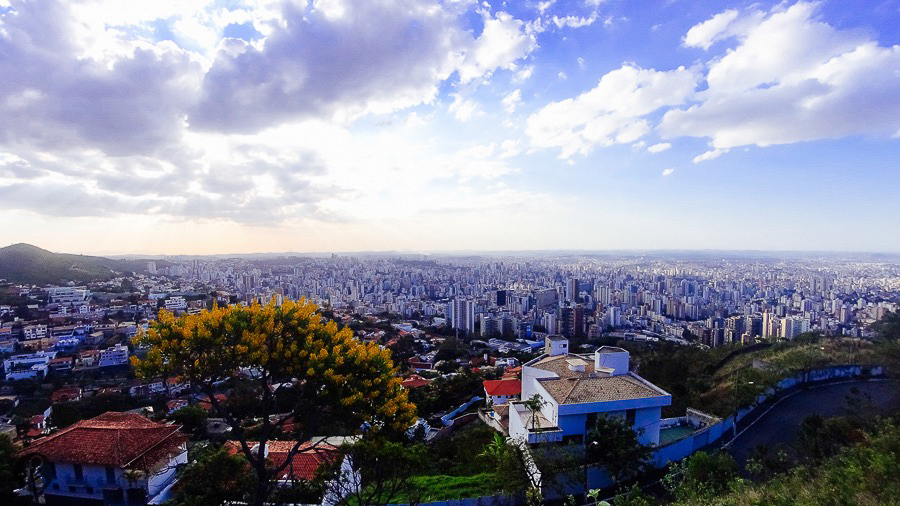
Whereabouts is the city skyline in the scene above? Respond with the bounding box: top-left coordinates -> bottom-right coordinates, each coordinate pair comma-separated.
1,0 -> 899,255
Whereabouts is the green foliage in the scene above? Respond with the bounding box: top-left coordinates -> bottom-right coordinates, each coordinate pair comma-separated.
166,444 -> 256,506
610,485 -> 654,506
169,405 -> 208,438
0,243 -> 144,284
521,394 -> 545,431
671,419 -> 900,505
586,415 -> 653,483
425,423 -> 496,476
407,368 -> 484,418
745,445 -> 792,481
795,414 -> 865,463
663,452 -> 739,503
477,433 -> 535,493
327,437 -> 429,506
872,310 -> 900,341
50,393 -> 141,428
0,435 -> 19,502
403,474 -> 499,503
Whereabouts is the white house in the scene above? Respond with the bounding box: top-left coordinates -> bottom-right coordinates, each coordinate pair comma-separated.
509,337 -> 671,446
3,351 -> 56,380
98,344 -> 130,368
20,412 -> 187,506
164,297 -> 187,311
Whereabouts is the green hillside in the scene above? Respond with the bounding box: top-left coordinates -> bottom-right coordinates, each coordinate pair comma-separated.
0,243 -> 148,285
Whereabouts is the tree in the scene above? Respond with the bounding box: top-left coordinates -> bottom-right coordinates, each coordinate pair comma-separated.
585,415 -> 653,484
169,405 -> 209,439
167,444 -> 256,506
663,451 -> 738,503
324,437 -> 427,506
478,433 -> 537,492
0,435 -> 20,503
872,310 -> 900,341
132,298 -> 416,506
522,394 -> 545,431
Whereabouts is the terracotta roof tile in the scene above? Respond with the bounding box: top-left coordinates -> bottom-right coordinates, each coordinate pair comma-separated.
20,412 -> 186,470
537,373 -> 667,404
483,379 -> 521,397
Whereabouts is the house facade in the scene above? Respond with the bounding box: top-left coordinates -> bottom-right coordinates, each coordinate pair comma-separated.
20,412 -> 187,506
509,337 -> 671,446
483,378 -> 521,406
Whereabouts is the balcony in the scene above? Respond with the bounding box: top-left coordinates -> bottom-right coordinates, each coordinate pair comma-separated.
512,402 -> 564,444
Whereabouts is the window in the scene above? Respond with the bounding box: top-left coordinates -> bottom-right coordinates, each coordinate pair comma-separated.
626,409 -> 636,427
73,463 -> 83,482
48,462 -> 56,479
106,466 -> 116,484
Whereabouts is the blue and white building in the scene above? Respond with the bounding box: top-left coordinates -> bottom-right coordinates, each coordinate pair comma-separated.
509,337 -> 671,446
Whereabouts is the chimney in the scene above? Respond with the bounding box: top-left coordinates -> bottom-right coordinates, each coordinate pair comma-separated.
594,346 -> 629,376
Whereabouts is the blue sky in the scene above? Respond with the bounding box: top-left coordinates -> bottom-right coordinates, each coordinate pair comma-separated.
0,0 -> 898,254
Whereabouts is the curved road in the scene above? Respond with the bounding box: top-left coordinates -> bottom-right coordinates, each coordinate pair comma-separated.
727,379 -> 899,467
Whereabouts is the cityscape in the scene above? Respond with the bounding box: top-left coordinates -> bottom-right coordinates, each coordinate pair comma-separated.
0,244 -> 898,504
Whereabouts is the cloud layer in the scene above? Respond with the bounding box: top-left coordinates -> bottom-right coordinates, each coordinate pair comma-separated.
0,0 -> 898,250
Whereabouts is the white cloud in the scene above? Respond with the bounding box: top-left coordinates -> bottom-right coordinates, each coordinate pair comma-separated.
513,65 -> 535,83
502,89 -> 523,113
558,71 -> 568,80
647,142 -> 672,153
683,9 -> 739,50
661,168 -> 675,176
526,64 -> 697,158
457,11 -> 538,83
692,148 -> 727,163
662,2 -> 900,152
551,13 -> 598,29
449,94 -> 481,122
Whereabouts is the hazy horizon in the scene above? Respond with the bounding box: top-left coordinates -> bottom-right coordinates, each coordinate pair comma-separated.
8,242 -> 900,259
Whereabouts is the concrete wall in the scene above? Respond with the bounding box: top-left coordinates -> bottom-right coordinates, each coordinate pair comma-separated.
521,365 -> 557,401
147,449 -> 187,497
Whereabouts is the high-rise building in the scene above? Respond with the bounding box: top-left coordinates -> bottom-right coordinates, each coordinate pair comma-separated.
450,298 -> 475,335
566,277 -> 579,302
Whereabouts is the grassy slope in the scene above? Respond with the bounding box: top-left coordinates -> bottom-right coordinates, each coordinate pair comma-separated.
673,421 -> 900,505
0,243 -> 148,285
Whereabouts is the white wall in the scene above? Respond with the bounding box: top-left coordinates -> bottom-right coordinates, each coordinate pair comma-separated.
148,449 -> 187,496
521,365 -> 557,400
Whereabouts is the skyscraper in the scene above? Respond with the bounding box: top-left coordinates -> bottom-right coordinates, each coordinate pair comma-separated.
450,298 -> 475,335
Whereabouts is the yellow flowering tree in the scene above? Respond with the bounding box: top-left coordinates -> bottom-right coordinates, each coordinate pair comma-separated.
132,298 -> 416,505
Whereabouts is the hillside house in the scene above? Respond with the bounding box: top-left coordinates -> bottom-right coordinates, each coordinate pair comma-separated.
20,412 -> 187,505
483,378 -> 521,406
508,337 -> 671,446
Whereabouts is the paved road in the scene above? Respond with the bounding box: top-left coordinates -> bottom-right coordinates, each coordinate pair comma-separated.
727,379 -> 899,467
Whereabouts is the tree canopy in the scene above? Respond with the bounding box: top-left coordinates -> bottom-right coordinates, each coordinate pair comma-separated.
586,415 -> 653,483
132,298 -> 416,505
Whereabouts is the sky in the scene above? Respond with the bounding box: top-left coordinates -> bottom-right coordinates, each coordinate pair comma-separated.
1,0 -> 899,255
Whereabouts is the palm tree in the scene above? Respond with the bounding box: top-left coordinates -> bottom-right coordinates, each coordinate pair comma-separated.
522,394 -> 545,432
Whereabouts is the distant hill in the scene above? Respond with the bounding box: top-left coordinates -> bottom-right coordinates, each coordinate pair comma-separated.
0,243 -> 150,285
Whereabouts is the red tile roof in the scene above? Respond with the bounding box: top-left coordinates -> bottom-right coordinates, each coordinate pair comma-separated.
20,412 -> 186,470
225,440 -> 339,482
268,441 -> 339,482
400,374 -> 430,389
483,379 -> 521,397
51,387 -> 81,403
